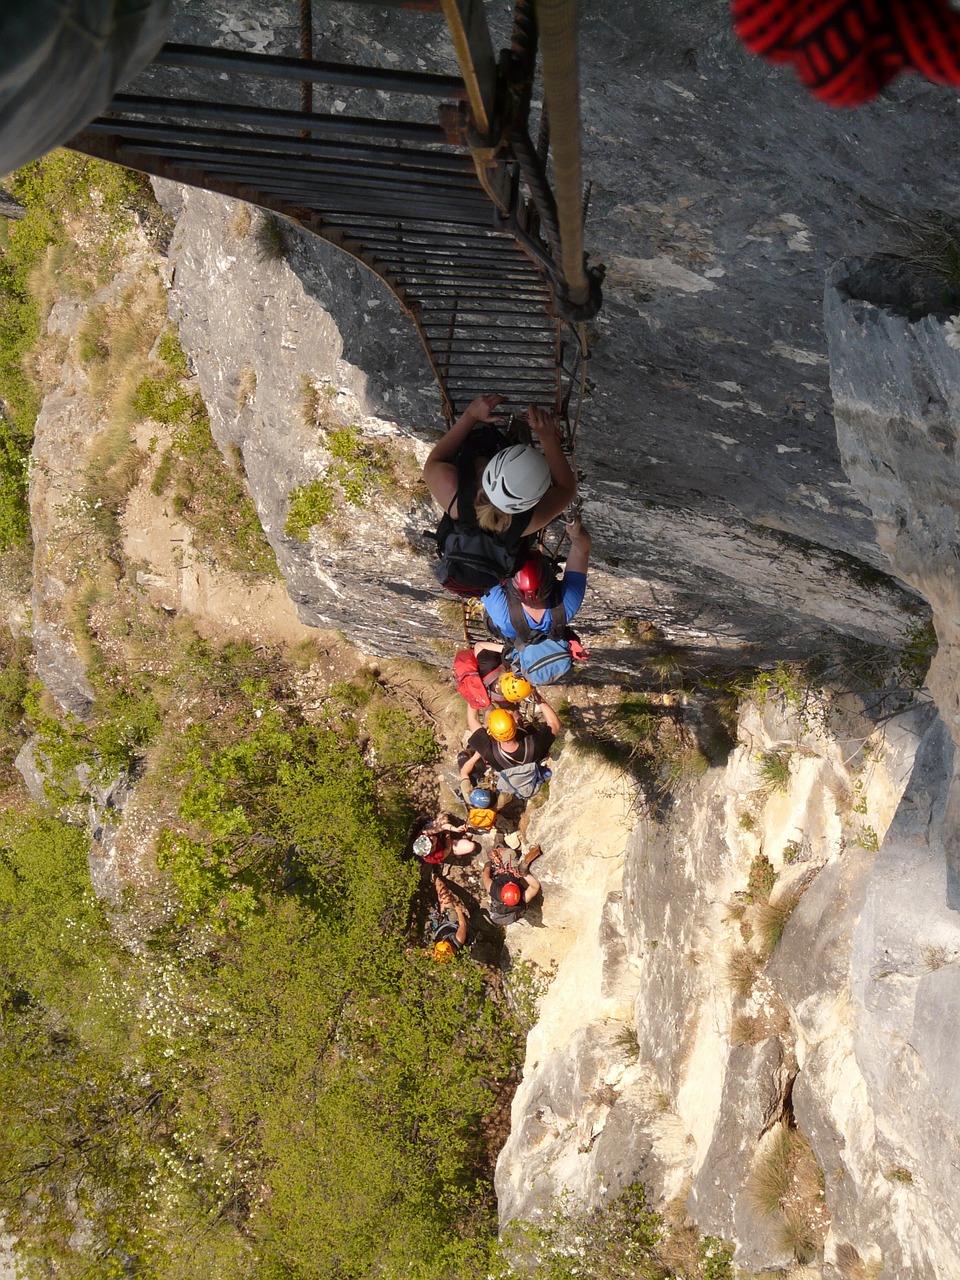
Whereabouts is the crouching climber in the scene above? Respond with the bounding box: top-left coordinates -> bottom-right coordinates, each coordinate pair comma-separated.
422,395 -> 577,596
483,845 -> 542,926
453,643 -> 534,712
411,813 -> 480,867
459,699 -> 560,801
428,877 -> 469,962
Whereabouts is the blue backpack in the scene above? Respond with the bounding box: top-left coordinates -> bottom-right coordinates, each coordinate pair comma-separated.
499,581 -> 576,686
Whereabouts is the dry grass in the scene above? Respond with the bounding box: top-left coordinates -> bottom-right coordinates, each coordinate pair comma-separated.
731,1012 -> 762,1046
835,1242 -> 883,1280
229,204 -> 252,238
77,273 -> 166,419
236,366 -> 257,410
921,943 -> 952,971
656,1187 -> 701,1279
749,1124 -> 828,1263
749,1125 -> 794,1217
754,887 -> 803,957
298,375 -> 341,431
727,945 -> 761,997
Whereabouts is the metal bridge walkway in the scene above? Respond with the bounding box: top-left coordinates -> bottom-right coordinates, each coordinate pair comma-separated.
67,0 -> 602,425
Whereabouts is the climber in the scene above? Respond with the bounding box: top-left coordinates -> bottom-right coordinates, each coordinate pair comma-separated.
423,395 -> 577,595
427,876 -> 469,961
484,514 -> 592,641
459,700 -> 560,801
453,644 -> 534,712
482,845 -> 542,926
473,514 -> 591,686
411,813 -> 480,867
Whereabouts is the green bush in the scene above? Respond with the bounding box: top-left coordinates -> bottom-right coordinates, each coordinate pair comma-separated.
746,852 -> 776,904
285,476 -> 335,540
25,679 -> 161,803
504,1182 -> 667,1280
285,425 -> 395,541
3,636 -> 530,1279
366,701 -> 439,770
698,1234 -> 735,1280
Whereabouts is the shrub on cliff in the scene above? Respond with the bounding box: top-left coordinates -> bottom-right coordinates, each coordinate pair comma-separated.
0,152 -> 150,550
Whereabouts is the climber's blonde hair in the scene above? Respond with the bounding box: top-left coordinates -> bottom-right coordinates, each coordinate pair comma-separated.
475,487 -> 512,533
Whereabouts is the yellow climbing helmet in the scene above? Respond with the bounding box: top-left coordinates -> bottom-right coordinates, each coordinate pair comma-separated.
433,940 -> 455,963
487,708 -> 517,742
499,672 -> 533,703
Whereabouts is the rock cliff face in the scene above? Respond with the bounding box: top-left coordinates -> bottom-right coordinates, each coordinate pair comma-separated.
149,0 -> 960,671
19,2 -> 960,1275
497,695 -> 960,1279
825,259 -> 960,906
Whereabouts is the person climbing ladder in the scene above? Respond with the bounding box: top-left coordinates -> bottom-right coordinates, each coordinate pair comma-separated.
423,396 -> 577,596
459,698 -> 560,802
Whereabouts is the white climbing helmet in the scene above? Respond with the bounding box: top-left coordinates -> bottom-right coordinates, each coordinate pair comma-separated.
481,445 -> 551,514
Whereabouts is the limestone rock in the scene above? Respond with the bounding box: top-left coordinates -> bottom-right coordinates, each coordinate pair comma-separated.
143,0 -> 960,672
825,258 -> 960,906
14,736 -> 47,806
689,1039 -> 791,1251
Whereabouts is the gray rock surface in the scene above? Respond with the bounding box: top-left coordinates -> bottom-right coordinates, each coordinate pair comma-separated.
825,258 -> 960,905
147,0 -> 959,671
691,1038 -> 791,1261
772,711 -> 960,1279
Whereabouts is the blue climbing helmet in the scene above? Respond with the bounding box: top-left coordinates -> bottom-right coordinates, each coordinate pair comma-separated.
469,786 -> 494,809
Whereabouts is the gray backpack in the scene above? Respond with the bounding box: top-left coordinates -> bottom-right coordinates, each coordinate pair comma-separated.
495,759 -> 548,799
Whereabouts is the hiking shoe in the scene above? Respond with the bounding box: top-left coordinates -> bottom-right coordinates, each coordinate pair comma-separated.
524,844 -> 543,868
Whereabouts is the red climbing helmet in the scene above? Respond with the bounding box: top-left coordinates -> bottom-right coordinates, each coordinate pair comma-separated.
511,551 -> 551,603
499,880 -> 522,907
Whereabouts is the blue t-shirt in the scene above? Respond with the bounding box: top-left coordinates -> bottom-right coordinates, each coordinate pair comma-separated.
482,572 -> 587,640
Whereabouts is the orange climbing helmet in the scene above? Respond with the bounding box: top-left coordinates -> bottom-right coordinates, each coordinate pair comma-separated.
468,807 -> 496,831
499,672 -> 532,703
487,708 -> 517,742
433,940 -> 455,963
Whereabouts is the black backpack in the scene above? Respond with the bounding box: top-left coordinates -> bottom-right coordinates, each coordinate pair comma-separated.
427,425 -> 531,597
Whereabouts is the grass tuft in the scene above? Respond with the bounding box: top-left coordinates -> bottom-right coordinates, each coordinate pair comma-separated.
749,1125 -> 793,1218
756,748 -> 792,794
236,367 -> 257,411
254,211 -> 288,262
229,204 -> 252,239
726,946 -> 761,997
754,887 -> 803,957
